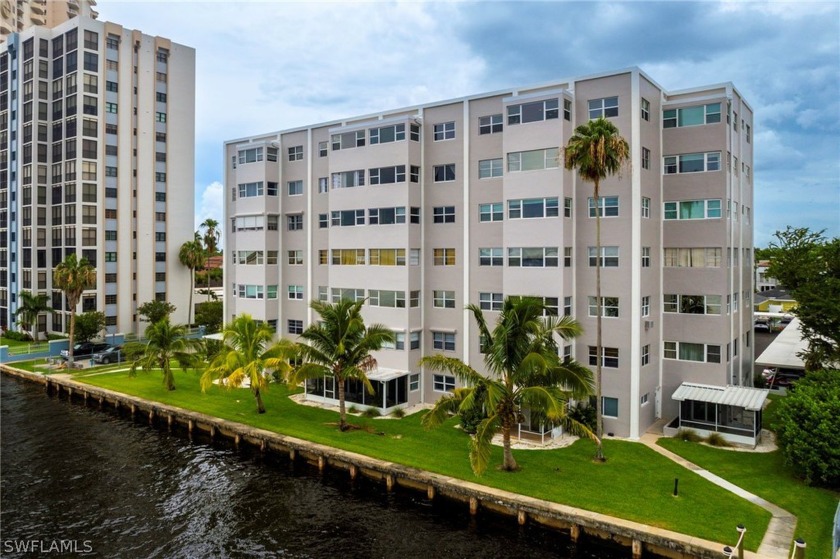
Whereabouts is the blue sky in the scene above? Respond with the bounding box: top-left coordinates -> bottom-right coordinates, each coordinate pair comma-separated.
97,0 -> 840,247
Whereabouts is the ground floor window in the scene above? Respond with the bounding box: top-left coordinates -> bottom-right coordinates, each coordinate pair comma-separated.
433,374 -> 455,392
306,375 -> 408,408
602,396 -> 619,418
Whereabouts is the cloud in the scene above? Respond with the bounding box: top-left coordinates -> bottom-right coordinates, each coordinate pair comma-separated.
195,181 -> 224,243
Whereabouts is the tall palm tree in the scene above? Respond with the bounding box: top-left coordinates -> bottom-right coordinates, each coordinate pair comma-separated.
178,235 -> 206,326
53,254 -> 96,365
200,218 -> 221,290
14,290 -> 52,339
564,117 -> 629,461
201,314 -> 293,414
128,318 -> 204,391
421,297 -> 596,475
287,299 -> 395,431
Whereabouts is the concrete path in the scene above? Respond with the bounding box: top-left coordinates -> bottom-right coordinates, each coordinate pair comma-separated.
639,430 -> 796,559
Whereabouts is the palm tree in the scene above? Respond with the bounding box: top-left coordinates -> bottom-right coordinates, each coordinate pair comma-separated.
14,290 -> 52,340
421,297 -> 596,475
199,218 -> 221,291
564,117 -> 629,461
287,299 -> 395,431
53,254 -> 96,365
128,318 -> 204,391
201,314 -> 293,413
178,235 -> 206,326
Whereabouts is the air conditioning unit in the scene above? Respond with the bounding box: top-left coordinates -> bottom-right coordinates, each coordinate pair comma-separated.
644,320 -> 655,331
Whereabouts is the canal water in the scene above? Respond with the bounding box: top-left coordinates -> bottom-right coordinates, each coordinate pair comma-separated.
1,375 -> 630,558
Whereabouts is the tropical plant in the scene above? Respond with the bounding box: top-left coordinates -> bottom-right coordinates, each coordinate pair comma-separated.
127,318 -> 204,391
74,311 -> 105,343
421,297 -> 596,475
137,300 -> 177,325
287,299 -> 395,431
195,300 -> 223,334
178,235 -> 206,326
564,117 -> 630,460
14,290 -> 52,339
53,254 -> 96,364
200,218 -> 220,256
201,314 -> 293,413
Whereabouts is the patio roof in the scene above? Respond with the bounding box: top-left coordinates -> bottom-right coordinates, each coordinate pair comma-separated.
755,317 -> 806,370
366,367 -> 409,382
671,382 -> 769,411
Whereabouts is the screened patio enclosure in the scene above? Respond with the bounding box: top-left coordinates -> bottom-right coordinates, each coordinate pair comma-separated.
304,368 -> 409,413
666,383 -> 769,447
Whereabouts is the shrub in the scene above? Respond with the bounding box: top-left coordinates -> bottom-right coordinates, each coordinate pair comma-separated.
568,401 -> 597,432
753,372 -> 767,389
775,369 -> 840,488
347,405 -> 359,414
361,408 -> 381,418
390,408 -> 406,419
2,330 -> 31,342
705,432 -> 732,447
676,428 -> 702,443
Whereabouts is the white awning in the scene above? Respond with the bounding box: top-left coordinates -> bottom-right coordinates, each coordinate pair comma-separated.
203,332 -> 224,341
671,382 -> 769,411
755,317 -> 806,370
366,367 -> 409,382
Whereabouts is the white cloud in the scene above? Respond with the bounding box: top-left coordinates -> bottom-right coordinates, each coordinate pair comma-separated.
195,181 -> 224,242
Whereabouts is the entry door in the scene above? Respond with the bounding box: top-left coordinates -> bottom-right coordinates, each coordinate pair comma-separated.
324,377 -> 336,399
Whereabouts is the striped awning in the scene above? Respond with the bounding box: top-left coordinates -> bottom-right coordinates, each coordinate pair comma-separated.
671,382 -> 769,411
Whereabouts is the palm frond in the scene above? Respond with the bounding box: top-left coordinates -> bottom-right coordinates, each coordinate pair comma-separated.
470,414 -> 501,476
420,388 -> 471,429
418,355 -> 484,385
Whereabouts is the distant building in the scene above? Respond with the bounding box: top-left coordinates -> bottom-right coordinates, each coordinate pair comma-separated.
223,67 -> 754,439
754,287 -> 796,314
1,0 -> 99,38
755,259 -> 778,292
1,16 -> 195,335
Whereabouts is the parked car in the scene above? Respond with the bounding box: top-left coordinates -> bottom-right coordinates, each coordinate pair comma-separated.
92,345 -> 123,364
60,342 -> 111,360
754,322 -> 771,333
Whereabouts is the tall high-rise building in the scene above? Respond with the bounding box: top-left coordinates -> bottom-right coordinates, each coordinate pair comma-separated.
1,0 -> 99,38
223,67 -> 753,438
1,17 -> 195,336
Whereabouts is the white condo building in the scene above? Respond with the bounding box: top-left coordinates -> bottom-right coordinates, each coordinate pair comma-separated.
1,16 -> 195,336
223,67 -> 754,439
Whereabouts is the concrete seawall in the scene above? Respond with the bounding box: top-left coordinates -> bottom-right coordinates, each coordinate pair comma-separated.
1,365 -> 772,559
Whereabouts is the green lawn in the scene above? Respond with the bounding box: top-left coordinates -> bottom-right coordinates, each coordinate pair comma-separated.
67,367 -> 771,549
659,402 -> 839,558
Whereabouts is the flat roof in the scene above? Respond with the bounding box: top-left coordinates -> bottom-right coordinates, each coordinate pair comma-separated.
755,318 -> 806,370
672,383 -> 769,411
367,368 -> 409,382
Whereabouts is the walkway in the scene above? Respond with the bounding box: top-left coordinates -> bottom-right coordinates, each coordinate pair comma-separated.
640,424 -> 796,559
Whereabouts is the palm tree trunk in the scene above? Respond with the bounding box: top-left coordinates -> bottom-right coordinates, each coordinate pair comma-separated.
188,269 -> 194,326
68,308 -> 76,365
337,376 -> 347,431
254,387 -> 266,414
502,422 -> 518,471
594,180 -> 605,461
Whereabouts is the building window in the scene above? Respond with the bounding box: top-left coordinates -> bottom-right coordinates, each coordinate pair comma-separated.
266,147 -> 278,162
238,147 -> 263,164
641,98 -> 650,121
642,247 -> 651,268
331,288 -> 365,303
318,141 -> 328,157
287,214 -> 304,231
433,122 -> 455,141
433,248 -> 456,266
105,102 -> 118,114
369,249 -> 406,266
588,196 -> 619,217
642,147 -> 650,170
746,124 -> 751,144
507,148 -> 559,172
287,180 -> 303,196
602,397 -> 619,418
588,96 -> 619,119
664,341 -> 721,363
155,112 -> 167,123
478,114 -> 503,134
479,248 -> 503,267
331,209 -> 365,227
507,98 -> 559,125
563,99 -> 572,121
563,296 -> 573,316
663,294 -> 722,315
331,130 -> 365,150
433,206 -> 455,224
588,246 -> 619,267
564,197 -> 573,217
564,247 -> 572,267
479,203 -> 503,223
641,296 -> 650,317
332,169 -> 365,189
370,165 -> 406,185
663,152 -> 721,174
432,332 -> 456,352
288,145 -> 303,161
479,292 -> 503,311
433,374 -> 455,392
368,206 -> 406,225
663,247 -> 722,267
288,250 -> 303,265
641,197 -> 651,218
409,374 -> 420,391
508,197 -> 559,219
238,182 -> 264,197
288,320 -> 304,335
588,296 -> 619,318
288,285 -> 304,300
478,158 -> 503,178
663,103 -> 721,128
663,199 -> 722,220
589,346 -> 619,368
433,164 -> 456,182
369,123 -> 405,144
332,249 -> 366,266
507,247 -> 559,267
433,290 -> 456,309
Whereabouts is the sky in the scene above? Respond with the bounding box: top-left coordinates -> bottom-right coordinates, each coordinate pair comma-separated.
95,0 -> 840,247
